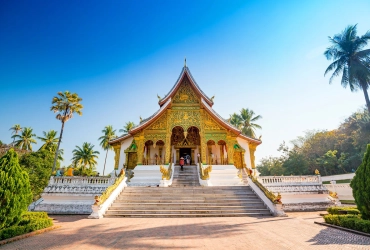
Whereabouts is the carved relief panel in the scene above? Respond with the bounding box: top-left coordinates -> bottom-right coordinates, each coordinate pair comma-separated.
172,79 -> 200,105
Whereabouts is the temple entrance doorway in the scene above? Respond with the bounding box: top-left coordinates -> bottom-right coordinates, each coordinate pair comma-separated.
180,148 -> 191,165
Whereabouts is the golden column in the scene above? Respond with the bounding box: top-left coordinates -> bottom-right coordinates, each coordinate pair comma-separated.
249,143 -> 257,169
113,144 -> 121,170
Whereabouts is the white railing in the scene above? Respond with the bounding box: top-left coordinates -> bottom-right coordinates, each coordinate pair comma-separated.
321,173 -> 355,182
257,175 -> 321,186
50,176 -> 116,186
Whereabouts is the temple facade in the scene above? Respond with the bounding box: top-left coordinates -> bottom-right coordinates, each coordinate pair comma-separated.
109,65 -> 261,172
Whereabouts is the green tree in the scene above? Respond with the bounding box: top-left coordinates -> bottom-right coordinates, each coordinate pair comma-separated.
119,121 -> 135,134
239,108 -> 262,138
229,113 -> 243,130
11,127 -> 37,151
0,149 -> 32,229
72,142 -> 100,173
257,156 -> 285,176
324,25 -> 370,113
9,124 -> 22,146
50,91 -> 83,172
99,125 -> 116,176
37,130 -> 59,151
351,144 -> 370,219
19,150 -> 53,201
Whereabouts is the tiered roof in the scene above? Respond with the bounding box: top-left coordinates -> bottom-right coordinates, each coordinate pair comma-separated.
110,66 -> 261,145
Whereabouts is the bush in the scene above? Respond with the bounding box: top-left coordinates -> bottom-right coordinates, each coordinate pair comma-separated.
351,144 -> 370,219
0,149 -> 32,230
0,212 -> 53,240
324,214 -> 370,233
19,150 -> 54,201
327,206 -> 360,215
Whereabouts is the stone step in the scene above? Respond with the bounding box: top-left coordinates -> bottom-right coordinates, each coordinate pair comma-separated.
105,208 -> 271,215
104,212 -> 271,218
110,205 -> 266,210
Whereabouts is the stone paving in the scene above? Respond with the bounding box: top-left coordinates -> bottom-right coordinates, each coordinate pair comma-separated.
2,212 -> 370,250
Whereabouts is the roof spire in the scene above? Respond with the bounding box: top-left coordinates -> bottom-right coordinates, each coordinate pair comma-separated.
184,57 -> 187,67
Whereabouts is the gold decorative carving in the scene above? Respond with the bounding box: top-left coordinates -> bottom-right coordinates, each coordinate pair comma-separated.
144,133 -> 166,143
249,143 -> 257,169
200,164 -> 212,180
160,164 -> 172,180
203,112 -> 223,130
113,144 -> 121,170
172,79 -> 199,104
148,114 -> 167,130
170,110 -> 201,129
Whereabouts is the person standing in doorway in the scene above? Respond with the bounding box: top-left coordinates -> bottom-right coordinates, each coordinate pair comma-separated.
180,157 -> 185,171
185,154 -> 191,165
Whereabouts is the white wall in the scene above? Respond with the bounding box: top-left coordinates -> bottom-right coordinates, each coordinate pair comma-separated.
118,136 -> 133,171
236,137 -> 252,169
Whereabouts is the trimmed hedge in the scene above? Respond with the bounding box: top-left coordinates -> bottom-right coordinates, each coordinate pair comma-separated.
324,214 -> 370,234
327,207 -> 360,215
0,212 -> 53,240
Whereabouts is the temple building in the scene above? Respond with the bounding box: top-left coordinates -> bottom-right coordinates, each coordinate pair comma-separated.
109,64 -> 262,171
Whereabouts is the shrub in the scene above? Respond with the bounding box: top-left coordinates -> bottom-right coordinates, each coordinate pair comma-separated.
351,144 -> 370,219
19,150 -> 54,201
324,214 -> 370,233
0,149 -> 32,230
327,206 -> 360,215
0,212 -> 53,240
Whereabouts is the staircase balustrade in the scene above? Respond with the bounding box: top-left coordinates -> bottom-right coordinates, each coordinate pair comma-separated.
256,175 -> 321,186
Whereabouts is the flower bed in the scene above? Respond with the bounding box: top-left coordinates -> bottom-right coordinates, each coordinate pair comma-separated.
0,212 -> 53,240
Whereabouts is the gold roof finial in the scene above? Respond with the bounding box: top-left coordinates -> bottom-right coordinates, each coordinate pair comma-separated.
184,57 -> 187,67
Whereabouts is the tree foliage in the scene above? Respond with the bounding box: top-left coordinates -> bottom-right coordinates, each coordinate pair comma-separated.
37,130 -> 59,152
72,142 -> 100,172
0,149 -> 32,230
324,24 -> 370,113
11,127 -> 37,151
351,144 -> 370,220
257,109 -> 369,176
50,91 -> 83,172
229,108 -> 262,138
19,150 -> 54,201
119,121 -> 135,134
99,125 -> 116,175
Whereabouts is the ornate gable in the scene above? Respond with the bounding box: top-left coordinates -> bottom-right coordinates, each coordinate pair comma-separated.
172,77 -> 200,105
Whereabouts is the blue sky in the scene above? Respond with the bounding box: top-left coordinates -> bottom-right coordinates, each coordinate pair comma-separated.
1,0 -> 369,174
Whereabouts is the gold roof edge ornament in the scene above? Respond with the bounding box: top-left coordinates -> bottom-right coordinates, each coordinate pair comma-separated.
184,57 -> 187,67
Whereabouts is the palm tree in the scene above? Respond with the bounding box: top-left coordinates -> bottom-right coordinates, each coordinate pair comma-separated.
9,124 -> 22,146
98,125 -> 117,175
37,130 -> 59,151
119,121 -> 135,134
229,113 -> 243,129
50,91 -> 83,172
11,127 -> 37,150
239,108 -> 262,138
324,25 -> 370,113
72,142 -> 100,173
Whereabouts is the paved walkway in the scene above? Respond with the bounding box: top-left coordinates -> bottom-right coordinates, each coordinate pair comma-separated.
2,212 -> 370,250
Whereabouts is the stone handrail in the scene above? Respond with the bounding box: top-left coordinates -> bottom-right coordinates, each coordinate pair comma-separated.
199,163 -> 212,180
159,163 -> 174,187
197,163 -> 211,186
89,173 -> 127,219
50,176 -> 116,185
245,173 -> 285,217
257,175 -> 321,186
160,164 -> 172,180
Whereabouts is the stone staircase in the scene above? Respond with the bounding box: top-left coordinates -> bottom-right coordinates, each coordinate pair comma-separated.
171,165 -> 200,187
104,165 -> 271,218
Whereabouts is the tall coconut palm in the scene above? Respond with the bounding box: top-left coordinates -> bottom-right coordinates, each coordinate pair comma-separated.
11,127 -> 37,150
98,125 -> 117,175
229,113 -> 243,130
324,25 -> 370,113
9,124 -> 22,146
37,130 -> 59,151
119,121 -> 135,134
72,142 -> 100,173
50,91 -> 83,172
239,108 -> 262,138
